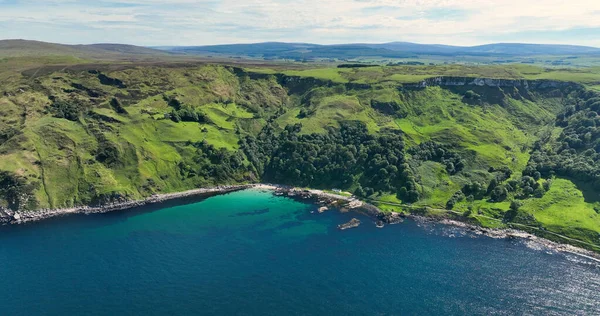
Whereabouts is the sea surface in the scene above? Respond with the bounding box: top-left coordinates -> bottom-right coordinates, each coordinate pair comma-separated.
1,189 -> 599,315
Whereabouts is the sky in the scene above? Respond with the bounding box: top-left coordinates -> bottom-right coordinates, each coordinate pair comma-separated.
0,0 -> 599,47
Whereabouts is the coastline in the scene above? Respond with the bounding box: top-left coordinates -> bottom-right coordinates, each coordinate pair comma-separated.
263,185 -> 600,261
2,183 -> 599,261
0,184 -> 254,225
409,215 -> 600,262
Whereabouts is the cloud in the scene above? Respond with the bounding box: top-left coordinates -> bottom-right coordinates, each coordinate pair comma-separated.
0,0 -> 599,46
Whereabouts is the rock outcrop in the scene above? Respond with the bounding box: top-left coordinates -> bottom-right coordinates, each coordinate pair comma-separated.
338,218 -> 361,230
406,76 -> 582,90
380,212 -> 404,225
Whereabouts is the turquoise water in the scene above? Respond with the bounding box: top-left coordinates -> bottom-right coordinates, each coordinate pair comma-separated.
1,189 -> 599,315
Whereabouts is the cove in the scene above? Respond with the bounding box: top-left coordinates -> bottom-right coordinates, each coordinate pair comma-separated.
0,189 -> 598,315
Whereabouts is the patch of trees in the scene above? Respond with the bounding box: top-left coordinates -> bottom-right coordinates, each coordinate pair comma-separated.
445,164 -> 552,209
88,123 -> 120,167
446,190 -> 466,209
169,106 -> 206,123
162,95 -> 206,123
370,100 -> 402,116
95,137 -> 120,166
164,95 -> 182,110
0,171 -> 37,210
527,90 -> 600,189
337,64 -> 378,68
387,62 -> 425,66
503,200 -> 537,225
487,170 -> 551,202
50,100 -> 81,121
240,121 -> 420,202
178,141 -> 248,183
408,141 -> 465,174
297,108 -> 315,118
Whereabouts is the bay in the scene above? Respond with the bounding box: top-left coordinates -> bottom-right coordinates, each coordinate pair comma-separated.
0,189 -> 598,315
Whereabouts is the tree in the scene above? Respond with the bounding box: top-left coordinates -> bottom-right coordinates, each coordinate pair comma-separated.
510,200 -> 523,212
504,200 -> 523,222
354,185 -> 365,197
491,186 -> 508,202
487,178 -> 498,194
51,101 -> 80,121
533,187 -> 546,198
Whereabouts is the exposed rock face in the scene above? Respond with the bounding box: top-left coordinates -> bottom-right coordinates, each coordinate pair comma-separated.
407,76 -> 582,90
338,218 -> 361,230
380,212 -> 404,224
0,207 -> 15,224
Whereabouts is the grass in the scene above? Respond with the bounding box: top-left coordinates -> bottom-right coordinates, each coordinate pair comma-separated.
282,68 -> 352,83
396,87 -> 540,174
276,92 -> 393,134
521,179 -> 600,241
1,56 -> 600,249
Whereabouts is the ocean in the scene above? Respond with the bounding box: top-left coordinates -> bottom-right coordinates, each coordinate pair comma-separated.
1,189 -> 598,315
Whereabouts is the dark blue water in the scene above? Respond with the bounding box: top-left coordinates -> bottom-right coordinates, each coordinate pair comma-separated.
1,189 -> 599,315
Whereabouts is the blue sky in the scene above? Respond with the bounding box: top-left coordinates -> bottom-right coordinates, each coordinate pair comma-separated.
0,0 -> 599,47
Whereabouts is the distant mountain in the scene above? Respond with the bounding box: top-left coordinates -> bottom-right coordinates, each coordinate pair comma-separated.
0,39 -> 171,58
365,42 -> 462,55
166,42 -> 414,59
3,39 -> 599,61
159,41 -> 600,59
462,43 -> 600,55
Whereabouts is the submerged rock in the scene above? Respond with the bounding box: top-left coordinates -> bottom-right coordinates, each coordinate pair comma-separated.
318,206 -> 328,213
338,218 -> 361,230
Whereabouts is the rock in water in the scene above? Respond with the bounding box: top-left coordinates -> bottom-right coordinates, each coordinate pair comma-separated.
318,206 -> 328,213
338,218 -> 361,230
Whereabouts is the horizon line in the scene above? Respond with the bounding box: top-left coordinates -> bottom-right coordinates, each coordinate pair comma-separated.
2,38 -> 600,50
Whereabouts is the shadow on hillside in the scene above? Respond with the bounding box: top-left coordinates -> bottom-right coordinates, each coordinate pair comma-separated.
569,178 -> 600,204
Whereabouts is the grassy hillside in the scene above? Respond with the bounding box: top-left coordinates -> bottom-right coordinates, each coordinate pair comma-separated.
1,58 -> 600,250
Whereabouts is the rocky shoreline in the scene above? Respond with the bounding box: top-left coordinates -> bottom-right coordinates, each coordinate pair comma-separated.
2,183 -> 599,262
409,215 -> 600,262
266,185 -> 600,260
0,184 -> 252,225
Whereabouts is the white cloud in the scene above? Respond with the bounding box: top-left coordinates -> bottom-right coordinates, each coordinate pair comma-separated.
0,0 -> 599,46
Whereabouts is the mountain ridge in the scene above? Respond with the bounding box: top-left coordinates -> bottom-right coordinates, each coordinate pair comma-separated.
3,39 -> 600,61
160,41 -> 600,57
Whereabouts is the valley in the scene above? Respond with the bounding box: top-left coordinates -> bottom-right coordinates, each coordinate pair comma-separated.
1,41 -> 600,251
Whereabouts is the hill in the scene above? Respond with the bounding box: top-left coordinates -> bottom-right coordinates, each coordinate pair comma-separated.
160,41 -> 600,60
0,39 -> 171,58
369,42 -> 600,56
1,58 -> 600,251
166,42 -> 414,59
